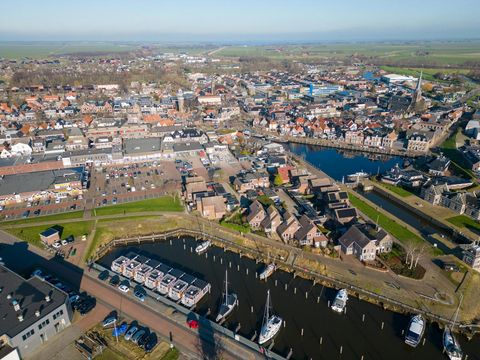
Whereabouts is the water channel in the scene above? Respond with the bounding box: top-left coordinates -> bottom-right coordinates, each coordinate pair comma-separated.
99,238 -> 480,360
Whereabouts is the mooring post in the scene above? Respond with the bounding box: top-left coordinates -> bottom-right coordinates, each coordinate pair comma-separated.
362,314 -> 365,322
381,322 -> 384,330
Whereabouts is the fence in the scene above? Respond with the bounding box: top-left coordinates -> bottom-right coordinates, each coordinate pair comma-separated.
93,227 -> 480,334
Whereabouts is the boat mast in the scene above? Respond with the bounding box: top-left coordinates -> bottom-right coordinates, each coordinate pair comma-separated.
224,270 -> 228,303
263,290 -> 270,326
452,293 -> 463,328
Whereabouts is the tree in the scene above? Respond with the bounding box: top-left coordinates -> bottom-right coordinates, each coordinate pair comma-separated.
273,174 -> 284,186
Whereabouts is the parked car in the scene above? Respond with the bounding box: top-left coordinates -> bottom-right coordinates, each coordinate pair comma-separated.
52,242 -> 61,249
22,210 -> 30,218
78,297 -> 96,315
109,275 -> 120,286
143,332 -> 158,352
124,325 -> 138,341
131,329 -> 147,344
98,270 -> 110,281
134,290 -> 145,302
103,315 -> 118,328
118,284 -> 129,293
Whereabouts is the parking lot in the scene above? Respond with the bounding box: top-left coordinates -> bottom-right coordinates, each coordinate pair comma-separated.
0,196 -> 84,221
86,160 -> 182,209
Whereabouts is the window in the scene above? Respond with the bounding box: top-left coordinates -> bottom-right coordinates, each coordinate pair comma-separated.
53,309 -> 64,320
21,329 -> 35,341
38,319 -> 50,330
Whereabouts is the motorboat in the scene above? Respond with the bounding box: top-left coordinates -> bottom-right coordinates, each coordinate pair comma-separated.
331,289 -> 348,313
195,240 -> 211,254
405,314 -> 425,347
259,263 -> 276,281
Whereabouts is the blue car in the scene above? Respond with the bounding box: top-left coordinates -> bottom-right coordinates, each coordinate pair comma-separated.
112,322 -> 128,337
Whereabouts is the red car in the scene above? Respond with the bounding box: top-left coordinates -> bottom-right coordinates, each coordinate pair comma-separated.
187,319 -> 199,329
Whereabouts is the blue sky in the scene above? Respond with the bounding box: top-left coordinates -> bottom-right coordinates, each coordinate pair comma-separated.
0,0 -> 479,42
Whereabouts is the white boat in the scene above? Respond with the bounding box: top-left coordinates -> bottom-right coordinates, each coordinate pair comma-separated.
331,289 -> 348,313
195,240 -> 211,254
216,270 -> 237,322
347,171 -> 369,181
443,327 -> 463,360
258,290 -> 282,345
443,295 -> 463,360
259,263 -> 276,281
405,314 -> 425,347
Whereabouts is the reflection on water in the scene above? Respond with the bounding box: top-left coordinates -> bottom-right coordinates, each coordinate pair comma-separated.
99,238 -> 480,360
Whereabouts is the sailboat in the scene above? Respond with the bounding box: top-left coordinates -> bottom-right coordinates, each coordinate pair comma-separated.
216,270 -> 237,322
259,290 -> 282,345
443,295 -> 463,360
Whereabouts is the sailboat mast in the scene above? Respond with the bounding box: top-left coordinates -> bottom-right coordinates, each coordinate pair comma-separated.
225,270 -> 228,301
264,290 -> 270,324
452,294 -> 463,328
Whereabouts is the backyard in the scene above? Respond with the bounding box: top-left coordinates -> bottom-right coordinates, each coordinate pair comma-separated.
378,243 -> 426,280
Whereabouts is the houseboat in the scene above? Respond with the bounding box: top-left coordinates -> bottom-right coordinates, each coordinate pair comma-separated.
405,314 -> 426,347
123,255 -> 149,279
182,279 -> 211,308
158,269 -> 184,295
111,252 -> 138,274
144,263 -> 171,290
259,263 -> 276,281
169,273 -> 196,301
331,289 -> 348,313
134,262 -> 153,284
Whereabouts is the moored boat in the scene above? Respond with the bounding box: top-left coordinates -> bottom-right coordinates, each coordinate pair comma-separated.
259,290 -> 282,345
195,240 -> 211,254
259,263 -> 276,281
216,270 -> 237,322
331,289 -> 348,313
443,327 -> 463,360
405,314 -> 425,347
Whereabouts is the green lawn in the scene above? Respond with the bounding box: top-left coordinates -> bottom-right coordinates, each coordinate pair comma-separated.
93,196 -> 183,216
1,211 -> 84,226
348,193 -> 424,246
376,182 -> 413,197
161,348 -> 180,360
6,221 -> 94,248
447,215 -> 480,232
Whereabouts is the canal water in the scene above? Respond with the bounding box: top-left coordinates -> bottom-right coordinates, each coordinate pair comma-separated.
99,239 -> 480,360
287,143 -> 402,181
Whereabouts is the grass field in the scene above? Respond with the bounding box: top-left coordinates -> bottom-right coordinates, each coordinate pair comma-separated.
375,181 -> 413,198
1,211 -> 84,225
92,196 -> 183,216
6,221 -> 94,248
215,42 -> 480,67
447,215 -> 480,233
0,42 -> 138,59
348,193 -> 424,246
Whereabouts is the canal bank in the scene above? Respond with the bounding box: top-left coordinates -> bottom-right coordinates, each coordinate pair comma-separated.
287,142 -> 403,181
96,234 -> 480,360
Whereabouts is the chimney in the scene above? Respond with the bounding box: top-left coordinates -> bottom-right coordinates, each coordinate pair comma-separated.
12,300 -> 20,312
45,295 -> 51,302
35,310 -> 41,317
17,314 -> 23,322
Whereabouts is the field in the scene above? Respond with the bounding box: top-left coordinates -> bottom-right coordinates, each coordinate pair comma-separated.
0,42 -> 139,59
92,196 -> 183,216
1,211 -> 84,225
447,215 -> 480,233
215,42 -> 480,67
6,221 -> 94,248
374,181 -> 413,198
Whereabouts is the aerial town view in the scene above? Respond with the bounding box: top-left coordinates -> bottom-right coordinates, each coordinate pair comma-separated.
1,1 -> 480,360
